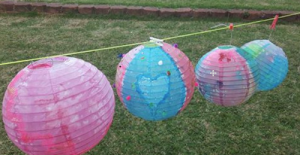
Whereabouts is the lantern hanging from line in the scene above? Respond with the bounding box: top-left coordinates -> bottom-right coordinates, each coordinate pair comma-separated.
195,45 -> 258,106
2,56 -> 115,155
115,41 -> 195,121
241,40 -> 288,91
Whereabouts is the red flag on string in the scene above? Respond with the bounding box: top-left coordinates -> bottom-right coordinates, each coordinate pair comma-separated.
270,15 -> 279,30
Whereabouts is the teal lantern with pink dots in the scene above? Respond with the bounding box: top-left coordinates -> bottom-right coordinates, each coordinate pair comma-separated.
241,40 -> 288,91
195,45 -> 258,106
115,41 -> 195,121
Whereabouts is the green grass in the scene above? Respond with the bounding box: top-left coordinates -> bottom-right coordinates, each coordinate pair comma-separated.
0,13 -> 300,155
18,0 -> 300,11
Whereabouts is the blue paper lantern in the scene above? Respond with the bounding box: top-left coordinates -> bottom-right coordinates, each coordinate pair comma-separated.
241,40 -> 288,91
115,42 -> 195,121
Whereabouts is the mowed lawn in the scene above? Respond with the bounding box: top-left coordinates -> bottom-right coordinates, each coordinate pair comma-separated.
19,0 -> 300,11
0,13 -> 300,155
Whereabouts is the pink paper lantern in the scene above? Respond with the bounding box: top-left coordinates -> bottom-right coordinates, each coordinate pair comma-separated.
195,45 -> 258,106
2,57 -> 115,155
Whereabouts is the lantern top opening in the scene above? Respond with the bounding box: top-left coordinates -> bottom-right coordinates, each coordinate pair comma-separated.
27,56 -> 69,70
218,45 -> 236,50
143,42 -> 160,48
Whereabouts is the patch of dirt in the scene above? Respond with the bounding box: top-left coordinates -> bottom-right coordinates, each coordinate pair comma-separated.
30,18 -> 58,28
259,2 -> 270,6
62,19 -> 88,29
244,102 -> 260,110
0,17 -> 27,26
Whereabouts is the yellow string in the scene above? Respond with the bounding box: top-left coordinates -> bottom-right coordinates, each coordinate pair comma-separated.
1,12 -> 299,66
0,42 -> 149,66
163,12 -> 300,40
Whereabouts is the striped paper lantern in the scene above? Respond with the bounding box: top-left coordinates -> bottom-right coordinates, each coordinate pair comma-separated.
241,40 -> 288,91
115,42 -> 195,121
195,45 -> 258,106
2,57 -> 115,155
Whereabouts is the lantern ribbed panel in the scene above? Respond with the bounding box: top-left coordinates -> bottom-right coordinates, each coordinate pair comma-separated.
241,40 -> 288,91
195,46 -> 258,106
2,57 -> 115,155
115,43 -> 195,121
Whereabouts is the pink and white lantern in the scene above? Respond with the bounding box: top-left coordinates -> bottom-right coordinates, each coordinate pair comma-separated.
2,57 -> 115,155
195,46 -> 258,106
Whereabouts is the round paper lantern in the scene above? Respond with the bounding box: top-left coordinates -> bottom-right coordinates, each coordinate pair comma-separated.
115,42 -> 195,121
195,45 -> 258,106
241,40 -> 288,91
2,57 -> 115,155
